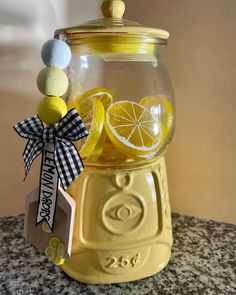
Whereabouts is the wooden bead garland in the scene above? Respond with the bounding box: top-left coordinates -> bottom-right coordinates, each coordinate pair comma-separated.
13,37 -> 88,265
37,39 -> 72,124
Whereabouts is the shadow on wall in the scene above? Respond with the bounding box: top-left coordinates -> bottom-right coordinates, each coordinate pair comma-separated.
125,0 -> 236,224
0,2 -> 59,216
0,0 -> 98,216
0,1 -> 58,72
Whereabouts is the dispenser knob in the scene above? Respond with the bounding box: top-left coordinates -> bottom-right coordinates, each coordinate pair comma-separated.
101,0 -> 125,19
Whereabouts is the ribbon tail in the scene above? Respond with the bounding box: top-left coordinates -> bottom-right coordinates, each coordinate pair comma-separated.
23,140 -> 44,178
54,139 -> 84,190
35,218 -> 53,232
13,115 -> 44,139
36,143 -> 59,232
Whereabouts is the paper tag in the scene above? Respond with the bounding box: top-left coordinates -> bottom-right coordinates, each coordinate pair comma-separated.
24,186 -> 75,259
36,143 -> 58,231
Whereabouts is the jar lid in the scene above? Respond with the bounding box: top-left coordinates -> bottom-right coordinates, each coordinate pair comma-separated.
54,0 -> 169,46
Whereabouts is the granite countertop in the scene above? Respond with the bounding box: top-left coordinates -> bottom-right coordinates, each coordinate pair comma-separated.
0,213 -> 235,295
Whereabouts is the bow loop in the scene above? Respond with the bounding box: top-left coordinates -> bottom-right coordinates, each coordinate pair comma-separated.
14,115 -> 44,140
56,109 -> 88,141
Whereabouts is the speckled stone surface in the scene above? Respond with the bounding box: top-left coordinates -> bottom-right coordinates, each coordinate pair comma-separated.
0,213 -> 235,295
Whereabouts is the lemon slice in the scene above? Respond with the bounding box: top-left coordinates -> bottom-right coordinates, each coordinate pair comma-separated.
76,87 -> 114,111
49,237 -> 60,250
45,237 -> 65,266
99,137 -> 127,162
105,101 -> 162,158
53,241 -> 65,265
86,129 -> 106,162
42,221 -> 52,233
45,246 -> 56,261
140,96 -> 174,138
56,242 -> 65,258
68,97 -> 105,158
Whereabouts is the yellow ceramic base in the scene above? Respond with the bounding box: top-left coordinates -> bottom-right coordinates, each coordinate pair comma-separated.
63,157 -> 172,284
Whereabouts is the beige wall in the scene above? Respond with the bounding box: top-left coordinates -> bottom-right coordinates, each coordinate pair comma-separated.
0,0 -> 100,217
126,0 -> 236,224
1,0 -> 236,224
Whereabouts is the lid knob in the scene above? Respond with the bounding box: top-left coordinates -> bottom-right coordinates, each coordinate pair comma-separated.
101,0 -> 125,19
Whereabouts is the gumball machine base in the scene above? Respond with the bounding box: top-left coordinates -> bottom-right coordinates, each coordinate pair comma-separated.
64,157 -> 173,284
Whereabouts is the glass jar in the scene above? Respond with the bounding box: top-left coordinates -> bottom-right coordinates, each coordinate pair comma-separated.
55,0 -> 175,284
68,41 -> 175,167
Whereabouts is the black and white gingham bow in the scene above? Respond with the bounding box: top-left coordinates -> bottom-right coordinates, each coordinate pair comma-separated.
13,108 -> 88,190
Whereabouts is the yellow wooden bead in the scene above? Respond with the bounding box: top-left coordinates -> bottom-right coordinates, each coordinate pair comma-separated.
37,66 -> 69,97
37,96 -> 67,124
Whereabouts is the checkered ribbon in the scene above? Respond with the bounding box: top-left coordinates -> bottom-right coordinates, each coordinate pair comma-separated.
13,108 -> 88,190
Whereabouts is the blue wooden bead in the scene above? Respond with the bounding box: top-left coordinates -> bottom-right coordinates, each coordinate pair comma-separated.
41,39 -> 71,69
